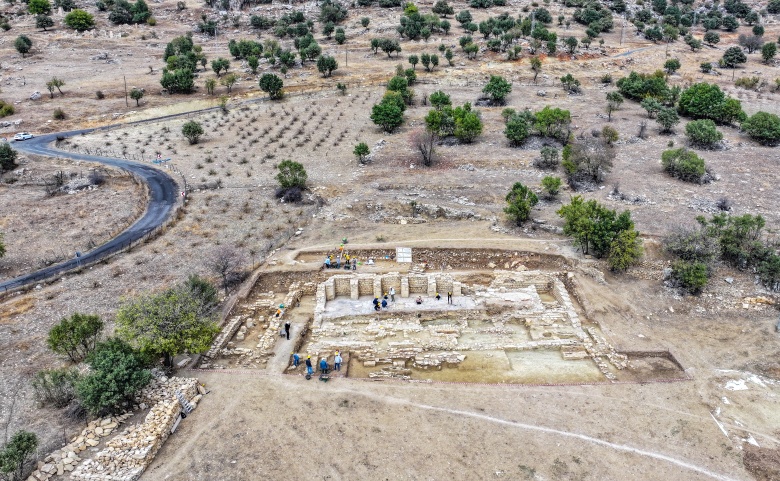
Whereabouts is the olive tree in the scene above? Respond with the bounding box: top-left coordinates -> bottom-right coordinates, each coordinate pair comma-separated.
47,313 -> 104,362
504,182 -> 538,225
181,120 -> 204,144
482,75 -> 511,105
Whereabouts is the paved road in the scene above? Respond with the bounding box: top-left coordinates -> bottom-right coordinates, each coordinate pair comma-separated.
0,130 -> 179,292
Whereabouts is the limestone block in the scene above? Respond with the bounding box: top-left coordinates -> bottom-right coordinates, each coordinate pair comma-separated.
350,278 -> 359,300
427,278 -> 437,297
401,277 -> 409,298
324,278 -> 335,301
373,277 -> 383,299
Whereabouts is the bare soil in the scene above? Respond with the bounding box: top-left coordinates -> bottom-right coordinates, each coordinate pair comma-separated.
1,0 -> 779,479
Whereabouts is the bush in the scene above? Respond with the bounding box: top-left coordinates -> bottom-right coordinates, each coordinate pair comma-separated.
181,120 -> 204,145
685,119 -> 722,148
95,90 -> 105,99
663,225 -> 719,264
0,100 -> 15,118
616,70 -> 671,102
657,106 -> 681,133
160,68 -> 195,94
258,73 -> 284,99
276,159 -> 308,189
53,108 -> 66,120
533,106 -> 571,141
31,368 -> 79,408
64,9 -> 95,31
371,93 -> 405,133
504,182 -> 538,225
15,35 -> 33,58
557,196 -> 638,259
0,430 -> 38,481
671,261 -> 709,294
741,111 -> 780,145
661,148 -> 707,183
76,338 -> 151,416
0,143 -> 18,172
534,146 -> 560,169
482,75 -> 512,104
47,313 -> 104,363
608,230 -> 643,272
541,176 -> 562,198
562,137 -> 614,187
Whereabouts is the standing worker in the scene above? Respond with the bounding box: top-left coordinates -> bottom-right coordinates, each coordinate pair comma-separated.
390,287 -> 396,302
334,351 -> 343,371
447,291 -> 452,304
319,357 -> 329,373
284,321 -> 291,340
305,356 -> 313,376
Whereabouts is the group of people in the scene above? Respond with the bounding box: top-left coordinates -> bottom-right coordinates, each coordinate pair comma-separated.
323,252 -> 357,270
372,287 -> 396,311
293,351 -> 343,376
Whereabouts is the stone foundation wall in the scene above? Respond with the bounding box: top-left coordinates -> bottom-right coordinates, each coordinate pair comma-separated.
334,277 -> 351,297
357,278 -> 374,296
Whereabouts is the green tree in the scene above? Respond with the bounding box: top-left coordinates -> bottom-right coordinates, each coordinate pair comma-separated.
14,36 -> 32,58
703,31 -> 720,46
316,55 -> 339,77
678,82 -> 745,124
685,119 -> 722,147
31,368 -> 79,408
0,143 -> 18,173
530,56 -> 543,83
608,229 -> 643,272
361,17 -> 370,28
664,58 -> 681,75
453,107 -> 482,143
28,0 -> 51,15
482,75 -> 512,104
247,55 -> 259,73
605,91 -> 623,121
741,111 -> 780,145
334,28 -> 346,45
504,182 -> 539,225
534,106 -> 572,141
64,9 -> 95,31
205,78 -> 216,95
640,97 -> 663,118
354,142 -> 370,164
371,97 -> 404,132
129,87 -> 144,106
429,90 -> 451,109
259,73 -> 283,99
722,46 -> 747,69
276,159 -> 308,189
661,148 -> 706,182
504,114 -> 529,146
211,57 -> 230,77
761,42 -> 777,64
220,73 -> 238,93
656,106 -> 680,133
0,430 -> 38,481
35,15 -> 54,30
76,338 -> 151,415
722,15 -> 739,31
46,313 -> 104,363
557,196 -> 636,258
541,176 -> 562,198
565,36 -> 578,54
0,233 -> 5,259
181,120 -> 204,144
559,73 -> 581,93
409,54 -> 419,69
116,281 -> 219,367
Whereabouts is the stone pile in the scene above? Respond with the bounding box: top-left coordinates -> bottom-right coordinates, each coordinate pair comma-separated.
69,377 -> 199,481
26,416 -> 127,481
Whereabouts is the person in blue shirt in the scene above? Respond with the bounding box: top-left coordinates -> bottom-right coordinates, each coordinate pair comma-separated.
319,358 -> 329,373
292,352 -> 300,367
381,298 -> 388,309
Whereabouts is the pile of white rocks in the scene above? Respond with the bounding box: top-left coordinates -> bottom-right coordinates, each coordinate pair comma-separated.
26,416 -> 126,480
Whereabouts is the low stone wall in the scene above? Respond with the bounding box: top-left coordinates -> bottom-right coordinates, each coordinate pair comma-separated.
68,377 -> 199,481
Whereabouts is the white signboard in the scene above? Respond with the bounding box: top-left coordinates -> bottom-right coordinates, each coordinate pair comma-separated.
396,247 -> 412,263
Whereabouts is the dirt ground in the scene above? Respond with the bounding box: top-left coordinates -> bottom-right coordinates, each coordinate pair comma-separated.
1,0 -> 780,479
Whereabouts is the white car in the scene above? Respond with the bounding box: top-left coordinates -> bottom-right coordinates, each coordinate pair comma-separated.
13,132 -> 34,141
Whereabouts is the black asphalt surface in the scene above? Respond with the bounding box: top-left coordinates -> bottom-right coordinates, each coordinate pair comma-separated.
0,130 -> 179,292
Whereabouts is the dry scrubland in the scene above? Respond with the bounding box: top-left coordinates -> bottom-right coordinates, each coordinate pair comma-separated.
1,0 -> 780,478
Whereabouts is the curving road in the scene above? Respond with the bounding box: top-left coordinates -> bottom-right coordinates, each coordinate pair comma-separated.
0,130 -> 179,292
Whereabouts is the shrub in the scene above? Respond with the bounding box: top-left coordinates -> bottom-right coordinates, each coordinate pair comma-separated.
685,119 -> 722,148
371,94 -> 404,133
47,313 -> 104,363
671,261 -> 709,294
559,73 -> 581,93
0,143 -> 18,172
721,46 -> 747,69
95,90 -> 105,99
482,75 -> 512,104
608,230 -> 643,272
160,68 -> 195,94
616,70 -> 670,102
181,120 -> 204,144
53,108 -> 66,120
64,9 -> 95,31
557,196 -> 638,259
504,182 -> 538,225
354,142 -> 370,163
276,159 -> 307,189
15,35 -> 33,58
31,368 -> 79,408
259,73 -> 284,99
661,148 -> 707,183
601,125 -> 618,145
541,176 -> 562,198
0,430 -> 38,481
534,146 -> 560,169
562,137 -> 614,187
534,106 -> 571,141
663,225 -> 719,264
76,338 -> 151,416
504,114 -> 530,146
741,111 -> 780,145
0,100 -> 15,118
